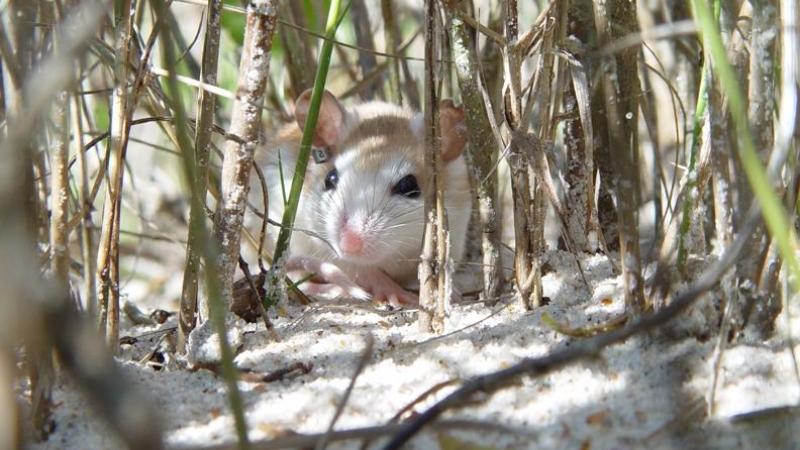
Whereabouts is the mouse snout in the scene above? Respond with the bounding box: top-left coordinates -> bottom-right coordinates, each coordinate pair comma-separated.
339,219 -> 365,256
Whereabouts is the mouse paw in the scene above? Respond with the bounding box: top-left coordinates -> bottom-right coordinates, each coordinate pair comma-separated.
350,269 -> 418,307
294,281 -> 370,301
369,283 -> 418,308
284,256 -> 416,306
285,256 -> 371,300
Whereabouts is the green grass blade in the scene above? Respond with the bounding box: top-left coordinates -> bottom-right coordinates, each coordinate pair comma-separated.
691,0 -> 800,291
267,0 -> 349,308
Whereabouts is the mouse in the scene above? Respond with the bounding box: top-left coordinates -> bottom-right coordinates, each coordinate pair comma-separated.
252,89 -> 471,307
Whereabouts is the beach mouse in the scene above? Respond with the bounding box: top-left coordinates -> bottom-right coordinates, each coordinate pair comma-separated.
253,89 -> 471,307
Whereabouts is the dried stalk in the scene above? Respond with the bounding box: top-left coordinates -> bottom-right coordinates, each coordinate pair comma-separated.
739,0 -> 780,335
278,1 -> 315,95
773,0 -> 798,176
446,1 -> 503,304
381,0 -> 402,104
178,0 -> 223,353
418,0 -> 444,333
528,1 -> 561,306
4,0 -> 54,439
748,0 -> 777,159
477,5 -> 504,117
502,0 -> 541,310
211,0 -> 275,320
96,0 -> 135,352
674,60 -> 710,273
49,86 -> 71,284
314,335 -> 373,450
1,0 -> 41,243
708,54 -> 737,397
563,0 -> 598,253
48,84 -> 70,360
72,87 -> 97,318
350,0 -> 381,100
593,0 -> 646,314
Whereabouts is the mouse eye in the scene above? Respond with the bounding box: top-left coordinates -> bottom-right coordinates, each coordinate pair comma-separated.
391,174 -> 420,199
324,168 -> 338,191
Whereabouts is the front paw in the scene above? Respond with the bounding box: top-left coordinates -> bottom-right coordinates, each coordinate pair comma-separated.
285,256 -> 371,300
370,284 -> 419,308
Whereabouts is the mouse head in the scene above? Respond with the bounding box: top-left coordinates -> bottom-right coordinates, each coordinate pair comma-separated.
293,89 -> 468,268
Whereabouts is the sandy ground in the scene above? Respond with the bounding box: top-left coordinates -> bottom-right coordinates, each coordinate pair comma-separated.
23,249 -> 800,450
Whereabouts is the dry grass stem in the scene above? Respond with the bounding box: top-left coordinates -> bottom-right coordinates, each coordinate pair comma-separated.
178,0 -> 224,353
96,0 -> 135,352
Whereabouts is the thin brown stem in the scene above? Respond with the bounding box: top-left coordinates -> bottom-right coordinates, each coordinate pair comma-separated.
418,0 -> 444,333
178,0 -> 223,353
96,0 -> 135,352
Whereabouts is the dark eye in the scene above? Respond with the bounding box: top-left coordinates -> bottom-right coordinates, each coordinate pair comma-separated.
391,174 -> 420,199
324,168 -> 338,191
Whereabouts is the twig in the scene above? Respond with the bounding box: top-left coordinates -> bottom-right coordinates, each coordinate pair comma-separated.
349,0 -> 380,99
358,378 -> 459,450
452,10 -> 506,45
174,0 -> 278,447
211,0 -> 276,320
707,281 -> 737,415
120,326 -> 178,345
390,379 -> 459,423
417,0 -> 445,333
178,0 -> 224,353
596,20 -> 697,56
642,397 -> 706,445
593,0 -> 646,314
49,88 -> 71,283
187,419 -> 524,450
541,312 -> 628,338
381,0 -> 402,103
96,0 -> 135,353
238,362 -> 312,383
173,0 -> 431,62
380,207 -> 762,450
72,80 -> 98,319
237,257 -> 277,338
314,334 -> 373,450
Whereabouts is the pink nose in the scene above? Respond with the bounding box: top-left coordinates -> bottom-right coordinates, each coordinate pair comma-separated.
340,228 -> 364,255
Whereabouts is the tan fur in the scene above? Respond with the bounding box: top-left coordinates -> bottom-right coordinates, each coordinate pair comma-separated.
264,106 -> 464,197
251,93 -> 472,293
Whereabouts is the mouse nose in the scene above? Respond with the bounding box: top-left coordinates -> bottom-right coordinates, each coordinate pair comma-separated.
339,224 -> 364,255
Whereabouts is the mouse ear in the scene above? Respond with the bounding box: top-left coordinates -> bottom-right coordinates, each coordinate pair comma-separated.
410,101 -> 468,162
439,100 -> 467,162
294,89 -> 345,148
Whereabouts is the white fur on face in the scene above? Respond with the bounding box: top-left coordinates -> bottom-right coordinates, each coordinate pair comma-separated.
309,148 -> 425,269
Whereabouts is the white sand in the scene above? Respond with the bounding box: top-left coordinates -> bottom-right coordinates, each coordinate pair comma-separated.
26,250 -> 800,449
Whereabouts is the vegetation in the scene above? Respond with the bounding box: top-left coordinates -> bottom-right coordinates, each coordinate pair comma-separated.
0,0 -> 797,448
